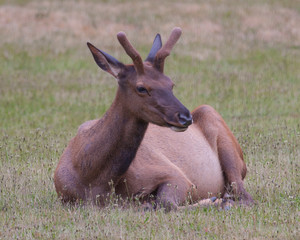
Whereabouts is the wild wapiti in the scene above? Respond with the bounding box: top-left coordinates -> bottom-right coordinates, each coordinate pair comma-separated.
54,27 -> 254,211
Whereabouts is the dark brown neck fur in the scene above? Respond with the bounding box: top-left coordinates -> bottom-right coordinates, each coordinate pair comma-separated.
72,87 -> 148,189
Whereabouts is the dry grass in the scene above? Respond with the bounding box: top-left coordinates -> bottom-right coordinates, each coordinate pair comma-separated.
0,0 -> 299,239
1,0 -> 299,54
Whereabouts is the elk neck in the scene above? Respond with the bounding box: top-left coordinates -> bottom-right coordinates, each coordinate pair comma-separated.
105,88 -> 149,177
77,87 -> 149,186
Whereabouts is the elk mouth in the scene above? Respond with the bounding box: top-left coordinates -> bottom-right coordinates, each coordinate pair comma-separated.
166,123 -> 189,132
169,125 -> 188,132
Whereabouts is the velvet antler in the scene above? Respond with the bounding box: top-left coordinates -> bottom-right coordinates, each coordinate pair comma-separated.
154,27 -> 182,72
117,32 -> 144,75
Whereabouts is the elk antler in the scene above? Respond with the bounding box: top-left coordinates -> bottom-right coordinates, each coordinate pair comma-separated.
154,27 -> 182,72
117,32 -> 144,75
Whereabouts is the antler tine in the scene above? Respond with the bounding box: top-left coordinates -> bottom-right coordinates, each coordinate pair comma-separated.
117,32 -> 144,75
154,27 -> 182,72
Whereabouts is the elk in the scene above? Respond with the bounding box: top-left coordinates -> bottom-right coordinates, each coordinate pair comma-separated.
54,27 -> 254,211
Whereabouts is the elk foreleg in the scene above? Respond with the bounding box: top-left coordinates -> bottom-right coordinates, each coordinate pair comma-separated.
155,181 -> 234,211
155,179 -> 233,211
155,179 -> 193,211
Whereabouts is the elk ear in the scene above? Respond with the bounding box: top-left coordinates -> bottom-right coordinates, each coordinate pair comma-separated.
87,42 -> 125,78
145,34 -> 162,64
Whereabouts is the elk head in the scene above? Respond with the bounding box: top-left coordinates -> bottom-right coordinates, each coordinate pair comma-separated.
87,27 -> 192,132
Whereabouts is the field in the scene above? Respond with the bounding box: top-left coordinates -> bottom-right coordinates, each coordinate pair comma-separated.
0,0 -> 299,239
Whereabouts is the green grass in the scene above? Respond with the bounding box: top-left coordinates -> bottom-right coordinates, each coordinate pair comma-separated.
0,0 -> 299,239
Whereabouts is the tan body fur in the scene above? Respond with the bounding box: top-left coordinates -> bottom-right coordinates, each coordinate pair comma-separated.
121,117 -> 225,201
117,104 -> 249,208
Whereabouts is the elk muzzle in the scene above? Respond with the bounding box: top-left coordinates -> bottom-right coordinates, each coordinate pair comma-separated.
165,111 -> 193,132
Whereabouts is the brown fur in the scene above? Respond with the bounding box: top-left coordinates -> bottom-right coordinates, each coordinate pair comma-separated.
54,28 -> 254,210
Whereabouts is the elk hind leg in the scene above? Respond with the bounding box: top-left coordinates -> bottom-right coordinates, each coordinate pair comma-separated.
192,105 -> 254,206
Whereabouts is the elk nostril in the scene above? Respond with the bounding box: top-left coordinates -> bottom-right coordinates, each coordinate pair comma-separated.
178,113 -> 193,127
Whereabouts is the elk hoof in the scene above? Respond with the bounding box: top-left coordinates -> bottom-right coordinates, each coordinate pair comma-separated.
220,198 -> 234,210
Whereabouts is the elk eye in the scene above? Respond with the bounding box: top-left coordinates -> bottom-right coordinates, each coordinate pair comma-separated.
136,86 -> 148,94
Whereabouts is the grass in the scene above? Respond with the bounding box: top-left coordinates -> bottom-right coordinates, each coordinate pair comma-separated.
0,0 -> 299,239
